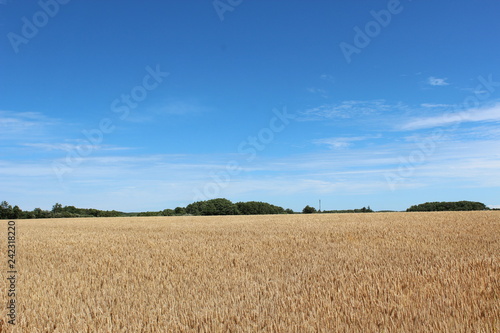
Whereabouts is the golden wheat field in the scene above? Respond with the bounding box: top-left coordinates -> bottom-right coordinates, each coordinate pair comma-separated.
0,211 -> 498,332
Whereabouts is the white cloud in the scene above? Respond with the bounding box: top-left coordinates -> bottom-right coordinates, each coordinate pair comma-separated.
314,138 -> 351,149
313,135 -> 381,149
306,87 -> 328,97
461,87 -> 489,95
458,125 -> 500,139
0,111 -> 57,137
22,143 -> 94,152
3,135 -> 500,211
428,76 -> 449,86
420,103 -> 453,108
400,103 -> 500,130
21,143 -> 133,152
299,100 -> 394,121
320,74 -> 335,83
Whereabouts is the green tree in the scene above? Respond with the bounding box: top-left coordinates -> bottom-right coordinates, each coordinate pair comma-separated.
236,201 -> 285,215
186,199 -> 239,216
63,205 -> 79,215
0,201 -> 13,219
302,205 -> 317,214
162,209 -> 175,216
52,203 -> 63,214
137,211 -> 161,216
174,207 -> 186,215
209,198 -> 239,215
33,208 -> 51,218
12,205 -> 22,219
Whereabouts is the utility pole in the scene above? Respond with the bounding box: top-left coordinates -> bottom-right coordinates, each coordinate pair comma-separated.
319,199 -> 321,212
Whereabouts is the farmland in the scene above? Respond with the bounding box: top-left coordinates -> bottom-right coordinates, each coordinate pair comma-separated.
1,211 -> 498,332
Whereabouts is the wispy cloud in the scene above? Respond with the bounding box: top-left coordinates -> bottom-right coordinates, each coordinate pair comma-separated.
461,87 -> 489,95
427,76 -> 449,86
400,103 -> 500,130
456,125 -> 500,139
21,143 -> 134,152
313,135 -> 381,149
3,134 -> 500,211
306,87 -> 328,98
320,74 -> 335,83
0,111 -> 57,137
299,100 -> 395,121
420,103 -> 453,108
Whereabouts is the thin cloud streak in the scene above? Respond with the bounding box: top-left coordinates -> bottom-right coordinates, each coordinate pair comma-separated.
0,111 -> 58,137
400,104 -> 500,130
313,135 -> 382,149
428,76 -> 449,86
298,100 -> 395,121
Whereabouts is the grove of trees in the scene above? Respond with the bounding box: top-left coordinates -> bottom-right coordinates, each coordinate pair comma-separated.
406,201 -> 488,212
118,199 -> 291,217
0,201 -> 122,219
302,205 -> 317,214
184,199 -> 291,216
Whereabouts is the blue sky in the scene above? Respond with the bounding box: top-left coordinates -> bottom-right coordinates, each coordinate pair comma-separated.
1,0 -> 500,212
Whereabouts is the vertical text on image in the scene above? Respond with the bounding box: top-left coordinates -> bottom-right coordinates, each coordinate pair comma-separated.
6,220 -> 17,325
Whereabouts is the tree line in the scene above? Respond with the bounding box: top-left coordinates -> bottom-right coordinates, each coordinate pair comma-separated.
0,199 -> 293,219
302,205 -> 374,214
0,201 -> 122,219
406,201 -> 489,212
140,199 -> 294,216
0,199 -> 493,220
